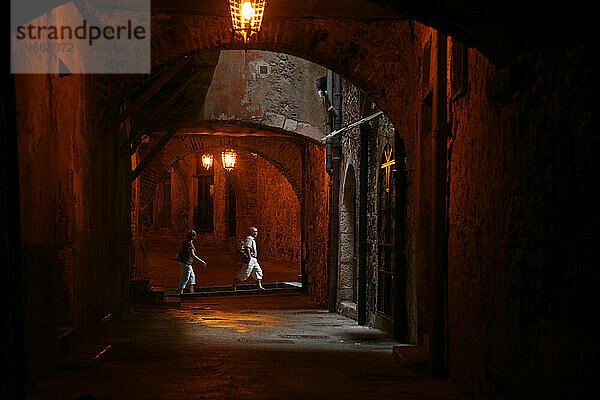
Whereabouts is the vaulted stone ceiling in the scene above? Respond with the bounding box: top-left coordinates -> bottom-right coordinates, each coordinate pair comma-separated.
152,0 -> 402,19
151,0 -> 591,64
16,0 -> 591,65
55,0 -> 589,146
128,49 -> 326,147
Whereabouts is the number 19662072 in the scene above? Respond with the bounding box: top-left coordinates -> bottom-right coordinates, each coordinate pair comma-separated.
22,42 -> 74,53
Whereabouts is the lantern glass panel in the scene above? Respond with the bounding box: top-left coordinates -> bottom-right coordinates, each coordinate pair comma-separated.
221,149 -> 237,171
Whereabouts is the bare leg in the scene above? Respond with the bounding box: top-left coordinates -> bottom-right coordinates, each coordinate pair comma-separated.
258,279 -> 265,290
190,284 -> 195,294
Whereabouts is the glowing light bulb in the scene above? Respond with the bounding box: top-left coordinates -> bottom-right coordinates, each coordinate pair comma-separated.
242,2 -> 256,21
201,153 -> 213,170
228,0 -> 266,42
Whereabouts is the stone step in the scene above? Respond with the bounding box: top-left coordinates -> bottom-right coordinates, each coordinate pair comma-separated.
163,281 -> 302,299
56,344 -> 112,369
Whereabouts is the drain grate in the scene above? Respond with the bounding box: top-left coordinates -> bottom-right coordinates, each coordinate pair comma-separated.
279,334 -> 329,340
239,338 -> 294,344
292,311 -> 328,314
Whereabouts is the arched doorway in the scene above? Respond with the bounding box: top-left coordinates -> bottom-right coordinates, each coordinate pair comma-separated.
193,171 -> 214,234
226,180 -> 237,239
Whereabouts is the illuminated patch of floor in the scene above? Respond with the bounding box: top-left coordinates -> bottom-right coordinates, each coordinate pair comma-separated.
168,309 -> 295,333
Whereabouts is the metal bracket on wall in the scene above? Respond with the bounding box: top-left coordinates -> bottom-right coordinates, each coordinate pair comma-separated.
320,111 -> 383,142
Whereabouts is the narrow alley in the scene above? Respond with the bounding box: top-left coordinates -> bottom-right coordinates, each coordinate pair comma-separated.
26,234 -> 464,399
4,1 -> 597,399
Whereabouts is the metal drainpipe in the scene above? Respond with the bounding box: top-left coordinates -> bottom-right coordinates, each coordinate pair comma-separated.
300,143 -> 307,294
357,102 -> 371,325
325,70 -> 334,176
328,72 -> 342,312
431,30 -> 448,378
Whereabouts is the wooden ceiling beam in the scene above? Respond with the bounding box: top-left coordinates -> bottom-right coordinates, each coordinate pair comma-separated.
104,58 -> 189,136
120,68 -> 204,155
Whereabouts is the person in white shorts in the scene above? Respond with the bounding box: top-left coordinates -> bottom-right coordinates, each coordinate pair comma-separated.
233,226 -> 264,290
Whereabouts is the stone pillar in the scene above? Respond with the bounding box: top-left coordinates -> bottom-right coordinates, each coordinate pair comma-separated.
430,29 -> 448,378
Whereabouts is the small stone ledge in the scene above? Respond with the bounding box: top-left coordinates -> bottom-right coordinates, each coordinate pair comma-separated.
392,345 -> 428,369
338,300 -> 357,320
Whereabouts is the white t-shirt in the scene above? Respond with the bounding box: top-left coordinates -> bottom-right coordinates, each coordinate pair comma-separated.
245,236 -> 257,258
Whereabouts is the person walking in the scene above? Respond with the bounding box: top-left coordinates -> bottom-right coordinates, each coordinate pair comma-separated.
233,226 -> 264,290
177,230 -> 206,295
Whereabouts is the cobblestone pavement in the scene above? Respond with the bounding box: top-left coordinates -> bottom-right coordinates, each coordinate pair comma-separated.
27,293 -> 465,400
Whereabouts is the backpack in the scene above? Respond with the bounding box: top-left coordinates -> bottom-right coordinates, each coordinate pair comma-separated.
236,240 -> 250,263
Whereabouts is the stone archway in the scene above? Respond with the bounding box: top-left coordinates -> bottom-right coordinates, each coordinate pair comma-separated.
139,141 -> 305,263
92,15 -> 416,166
148,15 -> 414,147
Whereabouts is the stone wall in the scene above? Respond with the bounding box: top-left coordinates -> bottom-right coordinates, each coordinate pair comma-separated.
302,143 -> 330,304
338,81 -> 360,315
14,73 -> 131,383
445,43 -> 599,399
339,80 -> 420,337
335,22 -> 599,399
256,156 -> 301,262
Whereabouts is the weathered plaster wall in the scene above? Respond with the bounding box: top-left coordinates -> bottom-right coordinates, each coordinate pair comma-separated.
203,50 -> 326,141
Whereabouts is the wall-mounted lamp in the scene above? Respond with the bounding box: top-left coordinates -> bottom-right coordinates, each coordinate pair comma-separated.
201,153 -> 214,170
228,0 -> 266,43
221,149 -> 238,171
316,76 -> 327,99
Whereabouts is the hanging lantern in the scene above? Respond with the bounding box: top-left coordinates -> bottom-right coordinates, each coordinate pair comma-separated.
201,153 -> 214,170
228,0 -> 266,43
221,148 -> 237,171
